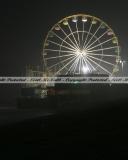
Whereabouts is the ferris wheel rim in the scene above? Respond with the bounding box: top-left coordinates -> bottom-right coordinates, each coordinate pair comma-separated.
43,13 -> 120,76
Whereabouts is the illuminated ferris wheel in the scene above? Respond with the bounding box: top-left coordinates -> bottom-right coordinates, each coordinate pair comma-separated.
43,14 -> 120,76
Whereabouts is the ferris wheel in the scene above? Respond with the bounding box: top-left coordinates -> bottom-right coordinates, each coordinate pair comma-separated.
43,14 -> 120,76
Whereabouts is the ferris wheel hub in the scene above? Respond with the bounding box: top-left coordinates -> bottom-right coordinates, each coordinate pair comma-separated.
75,49 -> 87,56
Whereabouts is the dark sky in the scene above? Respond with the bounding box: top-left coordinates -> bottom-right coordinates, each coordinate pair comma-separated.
0,0 -> 128,105
0,0 -> 128,76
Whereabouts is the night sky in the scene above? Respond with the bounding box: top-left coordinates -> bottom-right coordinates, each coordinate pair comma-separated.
0,0 -> 128,105
0,0 -> 128,76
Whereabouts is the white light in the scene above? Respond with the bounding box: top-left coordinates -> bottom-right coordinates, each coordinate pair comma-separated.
82,66 -> 89,74
72,17 -> 78,23
82,16 -> 87,22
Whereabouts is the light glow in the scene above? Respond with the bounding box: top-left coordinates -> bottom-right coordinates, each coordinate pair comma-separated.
82,66 -> 89,74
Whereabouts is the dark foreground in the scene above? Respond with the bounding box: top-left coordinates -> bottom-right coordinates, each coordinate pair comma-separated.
0,99 -> 128,159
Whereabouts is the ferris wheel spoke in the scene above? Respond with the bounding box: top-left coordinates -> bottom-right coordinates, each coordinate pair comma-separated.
85,59 -> 92,72
52,31 -> 77,50
86,59 -> 95,71
87,54 -> 115,66
47,40 -> 76,52
82,55 -> 95,71
44,48 -> 76,54
87,46 -> 118,53
54,56 -> 77,75
65,55 -> 79,75
48,55 -> 76,71
87,37 -> 115,51
81,57 -> 92,73
76,57 -> 81,74
79,58 -> 81,74
87,53 -> 117,57
58,24 -> 79,50
83,21 -> 93,49
81,57 -> 84,71
80,57 -> 85,73
75,21 -> 80,47
78,58 -> 81,74
82,55 -> 88,67
82,22 -> 85,42
86,29 -> 110,50
86,56 -> 111,75
65,60 -> 76,75
45,53 -> 75,60
80,57 -> 83,74
86,59 -> 98,72
67,23 -> 80,49
84,23 -> 103,49
82,55 -> 92,72
73,56 -> 80,74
